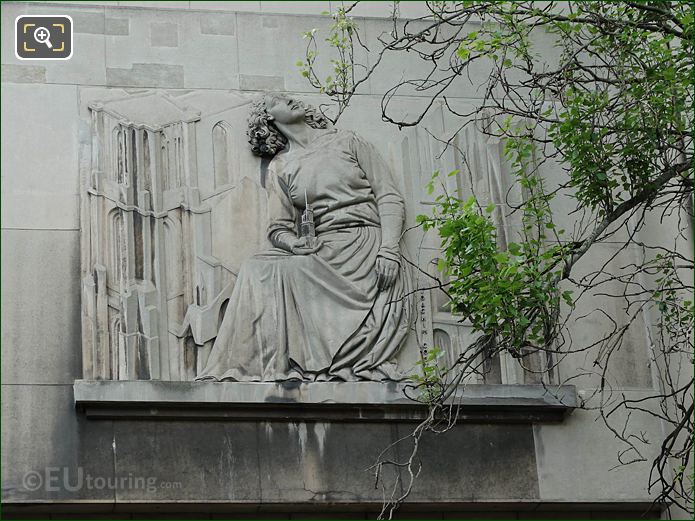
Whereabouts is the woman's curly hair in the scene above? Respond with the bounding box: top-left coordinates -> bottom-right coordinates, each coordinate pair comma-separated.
247,96 -> 329,158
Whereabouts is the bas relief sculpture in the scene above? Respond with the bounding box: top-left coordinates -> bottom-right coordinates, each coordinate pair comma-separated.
81,90 -> 441,384
80,89 -> 521,386
197,95 -> 412,382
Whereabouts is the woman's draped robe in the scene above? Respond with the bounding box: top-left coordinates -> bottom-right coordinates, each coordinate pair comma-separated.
197,130 -> 413,381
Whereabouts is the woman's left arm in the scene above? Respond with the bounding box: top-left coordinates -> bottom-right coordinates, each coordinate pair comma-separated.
353,132 -> 405,288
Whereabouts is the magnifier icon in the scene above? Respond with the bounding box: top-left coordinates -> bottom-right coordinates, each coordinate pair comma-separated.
33,26 -> 53,49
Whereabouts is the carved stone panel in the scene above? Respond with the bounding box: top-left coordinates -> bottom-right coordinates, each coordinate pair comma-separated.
79,90 -> 530,385
81,91 -> 267,381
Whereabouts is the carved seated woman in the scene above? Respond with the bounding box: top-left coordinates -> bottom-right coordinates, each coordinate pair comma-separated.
196,94 -> 412,382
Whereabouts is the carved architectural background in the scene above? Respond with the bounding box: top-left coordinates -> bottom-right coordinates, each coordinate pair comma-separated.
389,106 -> 554,386
81,91 -> 268,381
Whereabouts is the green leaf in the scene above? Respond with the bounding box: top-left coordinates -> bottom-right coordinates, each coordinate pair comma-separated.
507,242 -> 521,256
457,47 -> 471,60
463,196 -> 477,210
493,252 -> 509,264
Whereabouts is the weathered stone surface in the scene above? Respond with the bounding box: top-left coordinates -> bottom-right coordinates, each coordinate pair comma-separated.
193,2 -> 261,12
534,400 -> 663,502
363,17 -> 489,98
347,1 -> 441,19
1,83 -> 80,230
150,21 -> 178,47
70,11 -> 105,35
406,423 -> 540,501
1,64 -> 46,83
553,244 -> 655,390
259,2 -> 331,15
261,16 -> 279,28
103,7 -> 239,90
1,230 -> 82,385
1,382 -> 574,510
105,17 -> 130,36
235,13 -> 368,94
74,380 -> 577,411
74,380 -> 578,424
1,397 -> 575,512
112,421 -> 261,501
256,421 -> 396,504
199,13 -> 236,35
106,62 -> 184,87
238,74 -> 284,91
1,190 -> 80,231
1,385 -> 114,502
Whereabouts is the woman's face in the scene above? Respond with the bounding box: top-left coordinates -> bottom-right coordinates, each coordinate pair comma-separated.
265,95 -> 305,125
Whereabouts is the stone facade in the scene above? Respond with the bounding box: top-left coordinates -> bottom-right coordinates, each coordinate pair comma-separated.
1,1 -> 675,519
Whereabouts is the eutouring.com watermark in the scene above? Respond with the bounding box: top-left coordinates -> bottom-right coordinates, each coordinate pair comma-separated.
23,467 -> 181,493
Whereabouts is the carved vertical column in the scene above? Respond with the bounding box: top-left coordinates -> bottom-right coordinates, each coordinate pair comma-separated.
82,93 -> 203,381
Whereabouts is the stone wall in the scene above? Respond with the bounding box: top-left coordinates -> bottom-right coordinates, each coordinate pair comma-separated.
1,1 -> 674,518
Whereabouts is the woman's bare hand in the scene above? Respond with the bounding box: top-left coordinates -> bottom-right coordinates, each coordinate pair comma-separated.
290,237 -> 323,255
376,256 -> 399,290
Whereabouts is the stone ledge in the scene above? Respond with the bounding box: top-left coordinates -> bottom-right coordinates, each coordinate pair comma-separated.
74,380 -> 577,423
